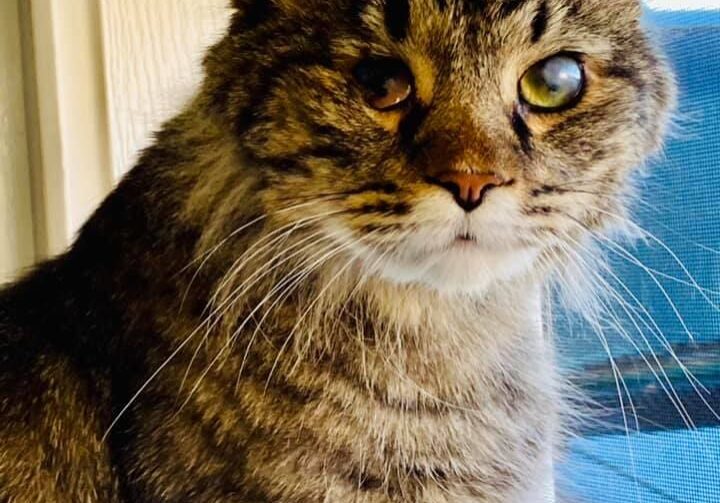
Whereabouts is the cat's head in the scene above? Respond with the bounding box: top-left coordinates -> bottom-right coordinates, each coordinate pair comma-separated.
203,0 -> 674,294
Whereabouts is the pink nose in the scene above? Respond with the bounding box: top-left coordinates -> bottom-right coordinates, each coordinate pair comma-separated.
432,172 -> 506,212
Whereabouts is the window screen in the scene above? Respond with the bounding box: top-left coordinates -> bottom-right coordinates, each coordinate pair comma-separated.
556,5 -> 720,502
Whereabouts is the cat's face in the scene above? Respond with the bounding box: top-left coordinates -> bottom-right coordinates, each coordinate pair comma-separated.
207,0 -> 674,294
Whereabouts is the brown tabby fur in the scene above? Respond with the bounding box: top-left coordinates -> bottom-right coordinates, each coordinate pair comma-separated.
0,0 -> 673,501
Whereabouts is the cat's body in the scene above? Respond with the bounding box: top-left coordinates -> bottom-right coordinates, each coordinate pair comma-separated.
0,0 -> 673,501
0,106 -> 556,502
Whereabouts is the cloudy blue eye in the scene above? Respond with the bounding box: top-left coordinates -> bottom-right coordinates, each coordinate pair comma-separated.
519,54 -> 585,111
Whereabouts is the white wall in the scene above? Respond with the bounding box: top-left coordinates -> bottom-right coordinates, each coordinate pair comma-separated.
1,0 -> 230,279
0,0 -> 35,283
27,0 -> 116,257
100,0 -> 230,178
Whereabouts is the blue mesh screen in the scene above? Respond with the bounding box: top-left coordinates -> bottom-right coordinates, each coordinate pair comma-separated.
556,7 -> 720,502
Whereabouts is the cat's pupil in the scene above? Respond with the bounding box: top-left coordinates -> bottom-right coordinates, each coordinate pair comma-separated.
353,57 -> 414,110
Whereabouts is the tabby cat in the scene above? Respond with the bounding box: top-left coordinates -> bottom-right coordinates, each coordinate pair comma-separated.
0,0 -> 674,501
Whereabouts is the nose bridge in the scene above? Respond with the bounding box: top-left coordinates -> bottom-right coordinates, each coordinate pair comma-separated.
429,32 -> 502,148
421,109 -> 500,177
454,128 -> 498,173
417,60 -> 502,171
419,90 -> 511,212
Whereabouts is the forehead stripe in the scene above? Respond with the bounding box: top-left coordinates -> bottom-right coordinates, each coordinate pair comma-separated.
511,111 -> 534,155
384,0 -> 411,41
399,104 -> 430,151
499,0 -> 529,17
531,0 -> 549,43
463,0 -> 488,12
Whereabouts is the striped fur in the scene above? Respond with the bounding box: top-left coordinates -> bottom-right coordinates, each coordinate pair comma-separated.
0,0 -> 673,501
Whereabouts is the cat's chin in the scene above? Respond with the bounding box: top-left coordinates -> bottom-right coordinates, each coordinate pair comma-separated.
369,243 -> 541,296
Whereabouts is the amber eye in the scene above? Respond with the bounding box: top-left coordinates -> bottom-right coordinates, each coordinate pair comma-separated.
519,54 -> 585,111
353,57 -> 414,111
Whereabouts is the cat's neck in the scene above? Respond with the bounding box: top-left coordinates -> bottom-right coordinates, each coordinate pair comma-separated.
274,268 -> 555,408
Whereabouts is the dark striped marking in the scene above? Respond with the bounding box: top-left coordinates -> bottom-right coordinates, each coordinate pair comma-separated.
358,475 -> 384,491
528,206 -> 553,215
234,49 -> 333,136
499,0 -> 528,17
398,104 -> 430,151
242,0 -> 276,29
435,0 -> 447,10
258,376 -> 321,407
566,0 -> 582,17
384,0 -> 411,41
463,0 -> 487,12
606,61 -> 645,90
252,142 -> 356,173
511,110 -> 533,154
360,223 -> 399,234
302,144 -> 355,168
313,348 -> 464,417
349,181 -> 399,195
208,78 -> 235,115
531,185 -> 567,197
247,152 -> 313,175
353,463 -> 500,495
229,0 -> 277,34
356,201 -> 411,215
348,1 -> 367,24
353,466 -> 449,493
531,0 -> 549,43
309,123 -> 347,138
241,483 -> 276,502
545,108 -> 619,147
409,466 -> 450,485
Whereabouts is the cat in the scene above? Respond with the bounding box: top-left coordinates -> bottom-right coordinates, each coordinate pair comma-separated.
0,0 -> 674,501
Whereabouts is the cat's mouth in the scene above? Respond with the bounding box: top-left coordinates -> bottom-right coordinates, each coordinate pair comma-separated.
448,233 -> 493,251
455,233 -> 477,243
446,231 -> 523,253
